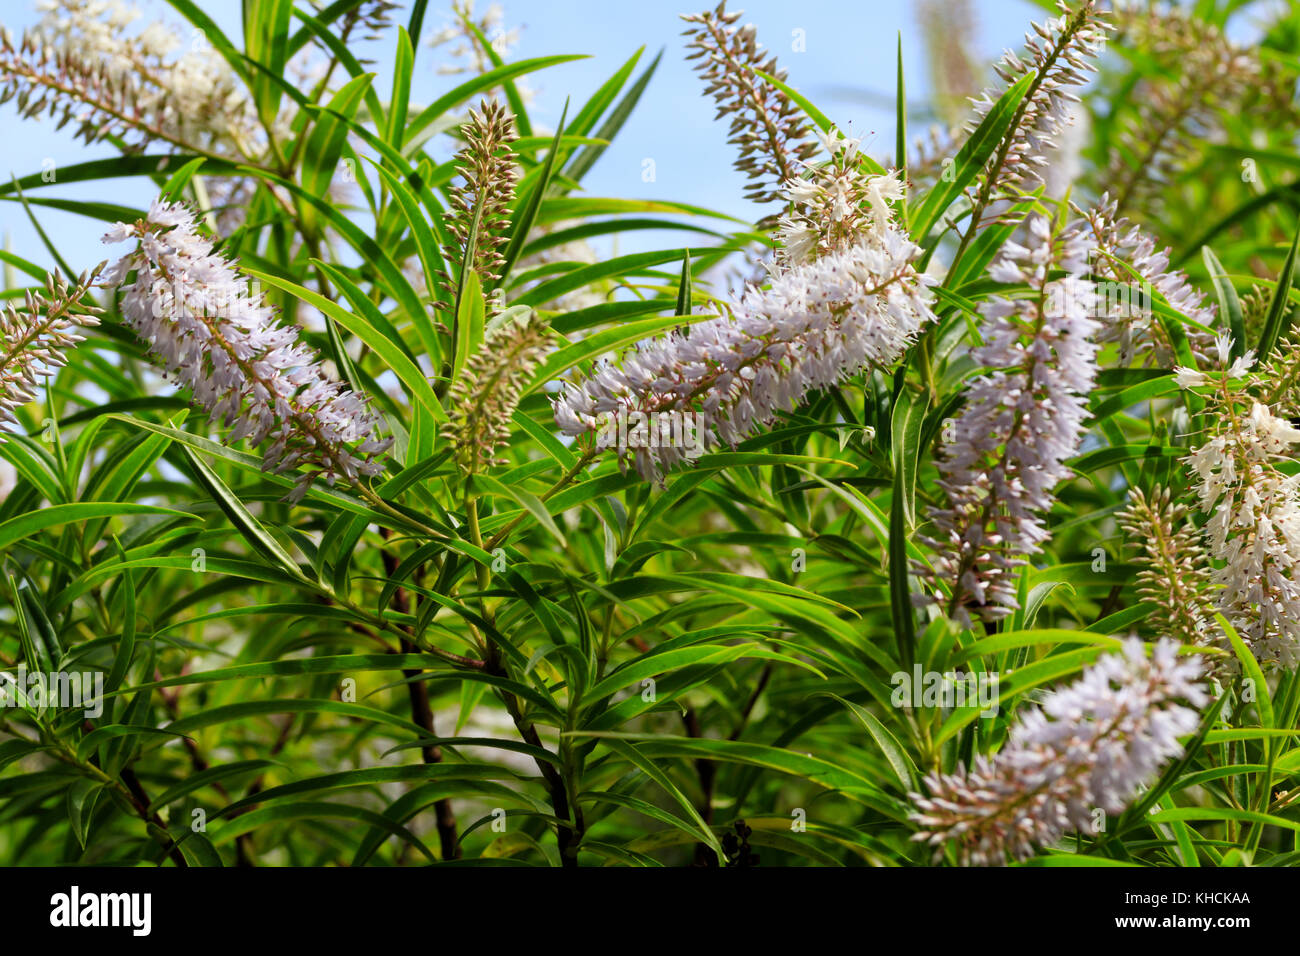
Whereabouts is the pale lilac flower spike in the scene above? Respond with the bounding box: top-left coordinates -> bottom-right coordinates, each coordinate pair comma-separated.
553,173 -> 937,482
911,638 -> 1206,866
924,214 -> 1101,624
102,198 -> 392,502
965,1 -> 1108,196
1083,193 -> 1218,366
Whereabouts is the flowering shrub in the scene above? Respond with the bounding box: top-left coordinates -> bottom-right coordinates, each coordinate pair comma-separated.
0,0 -> 1299,869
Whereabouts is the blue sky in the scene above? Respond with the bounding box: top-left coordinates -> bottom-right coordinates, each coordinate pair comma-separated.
0,0 -> 1038,275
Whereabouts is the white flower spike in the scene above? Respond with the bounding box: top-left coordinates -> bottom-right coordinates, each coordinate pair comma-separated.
102,198 -> 392,502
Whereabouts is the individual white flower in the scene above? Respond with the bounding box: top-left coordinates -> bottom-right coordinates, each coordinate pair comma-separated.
1173,366 -> 1207,388
137,21 -> 179,59
864,172 -> 905,224
911,638 -> 1206,866
101,198 -> 391,502
1226,351 -> 1256,379
818,125 -> 861,162
1214,332 -> 1234,365
779,224 -> 818,266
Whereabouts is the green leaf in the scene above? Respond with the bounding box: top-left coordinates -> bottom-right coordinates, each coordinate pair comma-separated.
147,760 -> 277,811
208,801 -> 435,861
890,386 -> 927,528
1256,218 -> 1300,359
950,628 -> 1122,665
0,503 -> 193,552
578,733 -> 897,815
1148,807 -> 1300,835
913,72 -> 1034,246
245,0 -> 294,128
888,466 -> 917,671
237,170 -> 433,357
105,566 -> 136,696
456,18 -> 536,138
0,155 -> 233,199
564,50 -> 662,185
895,32 -> 908,230
179,445 -> 306,582
165,699 -> 424,738
175,831 -> 225,867
407,0 -> 429,57
1218,613 -> 1272,729
102,416 -> 377,521
472,474 -> 566,548
1089,376 -> 1178,425
162,0 -> 250,84
496,102 -> 568,286
290,6 -> 387,124
580,644 -> 784,709
564,48 -> 641,139
247,265 -> 445,423
453,271 -> 486,385
935,645 -> 1107,744
299,73 -> 374,231
66,778 -> 103,850
513,247 -> 705,308
823,693 -> 917,792
160,157 -> 207,202
525,311 -> 716,397
404,57 -> 587,147
1202,245 -> 1246,359
591,737 -> 723,861
367,160 -> 446,326
385,28 -> 414,149
750,68 -> 869,165
76,725 -> 191,763
674,249 -> 692,316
